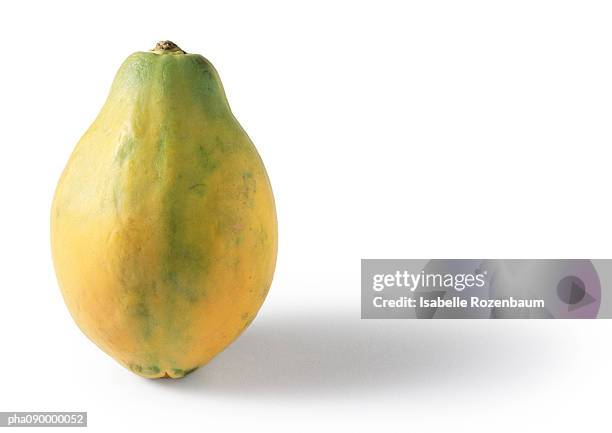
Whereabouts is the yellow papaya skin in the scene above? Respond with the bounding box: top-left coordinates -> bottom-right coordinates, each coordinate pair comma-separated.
51,42 -> 277,378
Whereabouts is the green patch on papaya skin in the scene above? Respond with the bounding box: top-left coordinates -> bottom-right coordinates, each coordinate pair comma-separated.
197,144 -> 218,171
154,136 -> 168,180
143,365 -> 160,375
161,270 -> 202,303
162,193 -> 210,303
188,183 -> 207,196
216,135 -> 238,154
170,367 -> 199,378
128,363 -> 143,374
179,285 -> 200,303
128,364 -> 160,376
240,171 -> 257,208
115,136 -> 136,165
130,293 -> 158,340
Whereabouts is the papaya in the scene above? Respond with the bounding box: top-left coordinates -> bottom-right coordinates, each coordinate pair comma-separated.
51,41 -> 277,378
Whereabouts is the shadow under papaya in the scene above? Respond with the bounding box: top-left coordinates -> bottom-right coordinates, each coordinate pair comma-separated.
150,310 -> 561,398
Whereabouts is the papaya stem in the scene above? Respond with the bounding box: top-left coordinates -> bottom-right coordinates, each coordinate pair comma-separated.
152,41 -> 186,54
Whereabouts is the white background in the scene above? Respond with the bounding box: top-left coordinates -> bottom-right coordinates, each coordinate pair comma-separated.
1,0 -> 612,431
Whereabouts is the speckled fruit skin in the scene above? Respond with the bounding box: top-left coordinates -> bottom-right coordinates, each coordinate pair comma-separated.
51,42 -> 277,378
